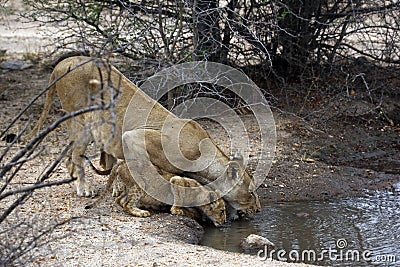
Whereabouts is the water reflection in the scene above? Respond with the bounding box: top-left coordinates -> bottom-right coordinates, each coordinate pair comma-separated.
200,219 -> 258,252
200,186 -> 400,266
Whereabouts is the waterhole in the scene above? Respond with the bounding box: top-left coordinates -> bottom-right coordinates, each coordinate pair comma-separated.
200,183 -> 400,266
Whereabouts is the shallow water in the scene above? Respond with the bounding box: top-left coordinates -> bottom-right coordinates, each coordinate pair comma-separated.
200,184 -> 400,266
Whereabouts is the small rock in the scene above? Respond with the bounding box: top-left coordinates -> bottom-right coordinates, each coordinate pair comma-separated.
0,60 -> 33,71
296,212 -> 310,218
302,157 -> 315,163
240,234 -> 275,253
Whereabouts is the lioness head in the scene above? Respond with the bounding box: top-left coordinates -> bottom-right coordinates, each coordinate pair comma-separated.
218,154 -> 261,219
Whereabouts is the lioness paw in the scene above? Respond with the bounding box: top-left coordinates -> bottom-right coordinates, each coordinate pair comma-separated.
76,181 -> 96,197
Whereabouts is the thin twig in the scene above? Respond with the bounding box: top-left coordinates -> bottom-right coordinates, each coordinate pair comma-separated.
0,142 -> 73,223
0,103 -> 111,180
0,58 -> 95,140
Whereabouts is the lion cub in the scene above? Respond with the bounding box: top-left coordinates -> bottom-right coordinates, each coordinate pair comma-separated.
108,161 -> 226,226
169,176 -> 226,227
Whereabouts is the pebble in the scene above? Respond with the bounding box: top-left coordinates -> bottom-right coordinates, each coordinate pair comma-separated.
240,234 -> 275,253
295,212 -> 310,218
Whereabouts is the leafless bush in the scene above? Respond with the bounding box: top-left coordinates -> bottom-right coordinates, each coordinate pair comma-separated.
21,0 -> 400,121
0,116 -> 75,265
22,2 -> 399,65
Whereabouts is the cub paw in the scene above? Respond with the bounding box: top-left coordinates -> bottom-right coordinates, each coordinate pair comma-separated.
171,206 -> 184,215
112,187 -> 122,197
136,210 -> 151,217
128,208 -> 151,217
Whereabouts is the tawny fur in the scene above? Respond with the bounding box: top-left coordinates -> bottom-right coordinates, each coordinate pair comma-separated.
102,161 -> 226,226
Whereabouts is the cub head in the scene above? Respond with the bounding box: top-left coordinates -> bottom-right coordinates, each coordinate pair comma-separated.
199,190 -> 226,227
220,153 -> 261,219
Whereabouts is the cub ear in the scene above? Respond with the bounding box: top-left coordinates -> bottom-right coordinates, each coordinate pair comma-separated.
229,149 -> 244,168
226,161 -> 244,184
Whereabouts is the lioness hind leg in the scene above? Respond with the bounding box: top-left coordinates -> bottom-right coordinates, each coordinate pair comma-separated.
100,151 -> 117,171
66,149 -> 91,197
68,125 -> 95,197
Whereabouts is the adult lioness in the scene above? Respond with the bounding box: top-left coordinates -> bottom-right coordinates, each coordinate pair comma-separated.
32,56 -> 260,217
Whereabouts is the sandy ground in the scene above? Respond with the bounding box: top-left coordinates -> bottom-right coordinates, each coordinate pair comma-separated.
0,0 -> 54,55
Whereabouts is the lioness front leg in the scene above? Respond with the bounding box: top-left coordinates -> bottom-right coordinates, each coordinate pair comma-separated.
122,129 -> 176,204
169,178 -> 186,216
